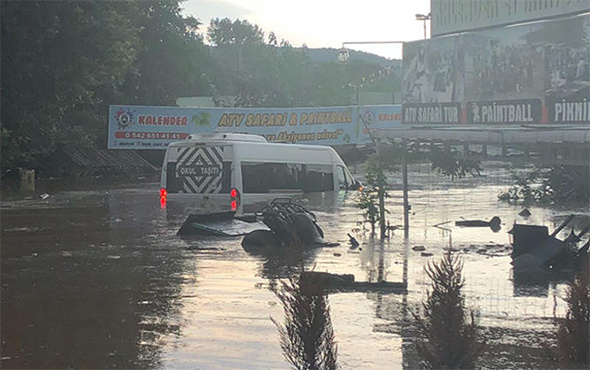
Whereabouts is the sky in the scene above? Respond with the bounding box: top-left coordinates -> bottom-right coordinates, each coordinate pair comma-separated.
181,0 -> 431,60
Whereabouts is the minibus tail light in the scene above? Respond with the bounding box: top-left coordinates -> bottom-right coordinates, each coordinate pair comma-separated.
230,187 -> 240,211
160,188 -> 167,208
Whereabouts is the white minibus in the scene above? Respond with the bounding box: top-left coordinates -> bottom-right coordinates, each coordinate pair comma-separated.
160,133 -> 360,215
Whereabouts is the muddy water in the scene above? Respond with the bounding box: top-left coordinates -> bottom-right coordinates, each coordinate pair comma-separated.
1,164 -> 588,369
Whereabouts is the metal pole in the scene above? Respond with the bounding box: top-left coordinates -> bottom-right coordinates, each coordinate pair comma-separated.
423,20 -> 427,39
402,140 -> 409,239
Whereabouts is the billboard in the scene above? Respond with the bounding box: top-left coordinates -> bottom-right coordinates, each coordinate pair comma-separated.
108,105 -> 402,149
403,12 -> 590,125
431,0 -> 589,37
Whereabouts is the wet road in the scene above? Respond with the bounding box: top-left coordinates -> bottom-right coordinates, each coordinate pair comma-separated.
2,164 -> 588,369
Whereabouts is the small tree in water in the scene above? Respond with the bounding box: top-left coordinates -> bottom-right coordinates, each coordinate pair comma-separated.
272,272 -> 338,370
555,263 -> 589,367
355,154 -> 386,236
356,142 -> 481,239
414,252 -> 485,369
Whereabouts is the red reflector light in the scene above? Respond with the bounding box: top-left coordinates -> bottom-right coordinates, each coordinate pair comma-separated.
160,188 -> 167,208
230,188 -> 240,211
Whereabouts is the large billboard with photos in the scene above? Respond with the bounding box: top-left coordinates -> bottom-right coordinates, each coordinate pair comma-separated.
431,0 -> 589,37
402,12 -> 590,125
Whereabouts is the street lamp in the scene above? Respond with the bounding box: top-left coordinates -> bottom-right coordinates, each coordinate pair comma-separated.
415,13 -> 431,39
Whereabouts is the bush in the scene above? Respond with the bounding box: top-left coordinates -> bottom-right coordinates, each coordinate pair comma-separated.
499,166 -> 589,205
555,264 -> 589,367
414,252 -> 485,369
272,272 -> 338,370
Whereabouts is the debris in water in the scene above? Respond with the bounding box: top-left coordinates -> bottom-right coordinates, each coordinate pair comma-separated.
299,271 -> 406,293
509,214 -> 589,282
242,198 -> 339,251
518,209 -> 531,218
455,216 -> 501,232
347,233 -> 359,248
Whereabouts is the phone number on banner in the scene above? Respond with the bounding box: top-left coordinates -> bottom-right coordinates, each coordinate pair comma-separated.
114,131 -> 189,140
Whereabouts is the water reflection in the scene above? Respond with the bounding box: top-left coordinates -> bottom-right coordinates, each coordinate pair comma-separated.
1,186 -> 186,369
246,247 -> 320,280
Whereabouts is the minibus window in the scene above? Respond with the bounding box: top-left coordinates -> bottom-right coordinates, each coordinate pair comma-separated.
242,162 -> 305,193
303,164 -> 333,192
336,166 -> 350,189
241,162 -> 332,193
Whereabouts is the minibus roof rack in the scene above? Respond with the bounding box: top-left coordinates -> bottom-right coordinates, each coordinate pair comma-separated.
186,133 -> 267,143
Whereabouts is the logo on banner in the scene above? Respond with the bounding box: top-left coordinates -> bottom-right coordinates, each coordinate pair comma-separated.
362,109 -> 375,125
114,108 -> 135,130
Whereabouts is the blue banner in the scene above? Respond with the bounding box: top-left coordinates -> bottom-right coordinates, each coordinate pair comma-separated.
108,105 -> 401,149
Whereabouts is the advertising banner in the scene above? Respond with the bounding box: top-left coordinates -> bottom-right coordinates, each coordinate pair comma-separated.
108,104 -> 402,149
431,0 -> 589,37
403,103 -> 462,124
467,99 -> 542,125
403,12 -> 590,125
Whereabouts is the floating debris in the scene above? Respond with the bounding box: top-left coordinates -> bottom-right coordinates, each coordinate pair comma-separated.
242,198 -> 339,251
347,233 -> 359,248
455,216 -> 501,232
300,271 -> 406,293
518,209 -> 531,218
509,214 -> 589,283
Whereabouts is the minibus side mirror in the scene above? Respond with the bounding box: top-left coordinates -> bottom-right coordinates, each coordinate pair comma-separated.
350,180 -> 363,191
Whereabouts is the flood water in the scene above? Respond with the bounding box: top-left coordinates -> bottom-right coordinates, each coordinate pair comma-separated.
2,163 -> 588,369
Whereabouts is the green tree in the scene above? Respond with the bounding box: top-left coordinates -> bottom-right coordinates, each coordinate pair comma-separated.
119,1 -> 213,106
272,272 -> 338,370
1,0 -> 212,175
1,1 -> 141,174
414,252 -> 485,369
555,265 -> 590,367
207,18 -> 315,108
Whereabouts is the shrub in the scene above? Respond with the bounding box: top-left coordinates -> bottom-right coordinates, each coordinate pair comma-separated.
272,272 -> 338,370
555,264 -> 589,367
414,252 -> 485,369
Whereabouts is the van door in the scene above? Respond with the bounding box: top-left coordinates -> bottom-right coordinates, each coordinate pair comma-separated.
336,165 -> 356,190
166,145 -> 232,194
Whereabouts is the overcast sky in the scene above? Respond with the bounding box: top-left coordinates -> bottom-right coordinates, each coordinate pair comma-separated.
181,0 -> 431,59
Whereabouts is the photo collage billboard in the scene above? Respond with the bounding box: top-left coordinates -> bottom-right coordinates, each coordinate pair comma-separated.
402,12 -> 590,125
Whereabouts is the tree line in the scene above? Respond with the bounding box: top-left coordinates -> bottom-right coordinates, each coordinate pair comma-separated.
0,0 -> 398,176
